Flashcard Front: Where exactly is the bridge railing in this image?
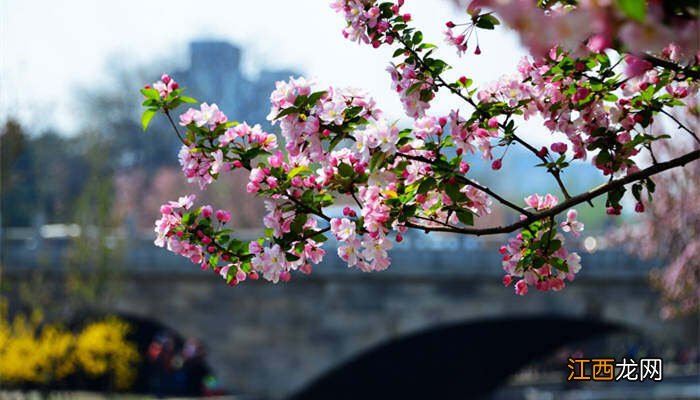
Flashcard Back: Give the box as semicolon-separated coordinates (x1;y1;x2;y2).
1;226;659;280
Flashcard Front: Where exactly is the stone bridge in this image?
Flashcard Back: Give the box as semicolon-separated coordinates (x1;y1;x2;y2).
1;229;697;398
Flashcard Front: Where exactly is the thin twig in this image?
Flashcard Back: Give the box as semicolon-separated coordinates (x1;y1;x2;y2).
659;109;700;145
164;109;189;146
399;153;533;216
405;150;700;236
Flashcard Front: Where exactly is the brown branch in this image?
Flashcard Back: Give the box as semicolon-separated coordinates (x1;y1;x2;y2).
406;149;700;236
508;132;574;201
164;109;190;146
642;54;700;80
659;109;700;145
395;33;576;202
398;153;533;216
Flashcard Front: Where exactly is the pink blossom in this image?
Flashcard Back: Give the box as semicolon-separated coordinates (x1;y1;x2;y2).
560;209;584;237
515;280;528;296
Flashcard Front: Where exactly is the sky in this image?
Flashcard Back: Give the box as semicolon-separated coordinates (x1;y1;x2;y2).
1;0;530;136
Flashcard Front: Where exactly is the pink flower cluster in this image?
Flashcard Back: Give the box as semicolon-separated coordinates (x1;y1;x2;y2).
267;78;382;164
387;63;434;118
251;201;326;282
501;193;583;295
149;74;179;99
448;110;499;160
476;48;686;176
462;0;699;59
331;216;394;272
180;103;227;130
178;145;215;190
154;195;242;281
330;0;405;47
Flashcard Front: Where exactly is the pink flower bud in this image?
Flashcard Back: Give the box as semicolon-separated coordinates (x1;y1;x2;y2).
300;264;312;274
266;176;278;189
202;236;212;245
280;271;291;282
207;246;216;253
161;74;171;84
487;117;499;129
438;116;447;126
160;205;173;214
459;161;470;174
248;271;259;280
550;142;568;154
491;159;502;170
396;233;403;243
249;241;262;254
446;21;455;28
236;269;247;282
515;280;528;295
537;146;548;158
502;275;513;286
402;13;411;22
232;160;243;169
216;210;231;223
201;205;213;219
635;202;645;213
474;45;481;55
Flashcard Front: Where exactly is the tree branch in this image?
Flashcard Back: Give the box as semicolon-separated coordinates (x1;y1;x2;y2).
642;54;700;80
398;153;533;216
508;132;574;200
406;150;700;236
164;109;190;146
659;109;700;145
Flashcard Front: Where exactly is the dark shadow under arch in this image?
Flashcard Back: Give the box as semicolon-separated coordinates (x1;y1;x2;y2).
289;315;625;400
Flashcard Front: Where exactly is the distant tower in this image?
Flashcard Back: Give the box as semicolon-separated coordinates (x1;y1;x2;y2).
183;41;246;119
189;41;241;74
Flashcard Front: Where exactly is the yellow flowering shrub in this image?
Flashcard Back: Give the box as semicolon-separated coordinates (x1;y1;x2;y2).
0;304;139;390
74;316;140;389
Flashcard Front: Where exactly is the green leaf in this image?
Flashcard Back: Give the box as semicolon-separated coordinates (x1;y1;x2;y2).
141;109;157;131
140;87;161;100
475;14;500;30
275;106;299;120
180;95;198;104
290;213;308;235
456;209;474;226
616;0;646;22
312;233;329;242
209;255;219;268
552;257;569;273
369;151;387;172
288;166;311;179
338;163;354;178
417;177;436;194
444;183;467;203
406;82;423;95
308;91;326;105
412;31;423;45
